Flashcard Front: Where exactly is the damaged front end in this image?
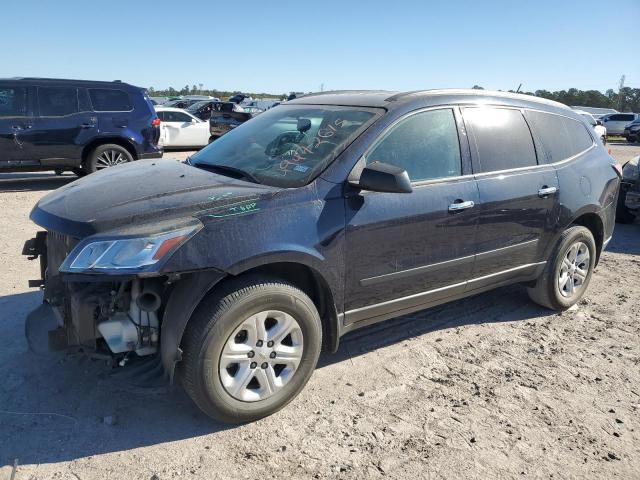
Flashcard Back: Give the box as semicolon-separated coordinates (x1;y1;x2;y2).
22;225;196;363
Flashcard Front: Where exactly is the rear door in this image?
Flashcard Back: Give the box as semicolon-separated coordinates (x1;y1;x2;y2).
462;107;559;288
0;83;35;167
31;85;97;167
344;107;480;324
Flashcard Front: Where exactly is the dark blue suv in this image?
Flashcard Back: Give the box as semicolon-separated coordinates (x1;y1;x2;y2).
23;89;620;423
0;78;162;175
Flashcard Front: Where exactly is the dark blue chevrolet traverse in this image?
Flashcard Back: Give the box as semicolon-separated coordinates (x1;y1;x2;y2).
23;89;620;422
0;77;162;175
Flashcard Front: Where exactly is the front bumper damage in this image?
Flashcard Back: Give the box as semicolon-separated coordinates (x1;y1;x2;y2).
22;231;162;359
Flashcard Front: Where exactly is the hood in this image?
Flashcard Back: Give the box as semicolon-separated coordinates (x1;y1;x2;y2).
31;159;280;238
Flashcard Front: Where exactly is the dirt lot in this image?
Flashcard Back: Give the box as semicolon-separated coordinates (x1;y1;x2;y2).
1;143;639;479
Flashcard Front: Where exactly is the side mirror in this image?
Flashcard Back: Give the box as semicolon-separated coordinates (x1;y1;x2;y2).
350;161;412;193
297;118;312;133
596;120;603;126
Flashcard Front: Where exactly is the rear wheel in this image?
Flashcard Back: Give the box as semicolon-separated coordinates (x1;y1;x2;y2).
180;275;322;423
527;226;596;310
86;144;133;173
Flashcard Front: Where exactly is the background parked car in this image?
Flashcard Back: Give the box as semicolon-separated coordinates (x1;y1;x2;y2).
208;102;257;140
186;100;223;121
600;112;640;136
623;119;640;143
156;107;210;149
162;98;201;109
617;155;640;223
574;110;607;144
0;77;162;174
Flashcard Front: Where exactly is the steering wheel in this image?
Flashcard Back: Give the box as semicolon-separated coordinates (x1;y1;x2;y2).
265;131;304;157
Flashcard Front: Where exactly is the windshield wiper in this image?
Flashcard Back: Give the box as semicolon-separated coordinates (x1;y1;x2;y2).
194;163;261;184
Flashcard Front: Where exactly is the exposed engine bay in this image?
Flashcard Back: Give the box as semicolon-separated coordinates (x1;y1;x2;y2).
24;231;166;360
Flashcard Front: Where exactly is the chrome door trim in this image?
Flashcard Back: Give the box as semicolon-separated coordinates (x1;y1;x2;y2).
346;261;546;324
359;239;538;287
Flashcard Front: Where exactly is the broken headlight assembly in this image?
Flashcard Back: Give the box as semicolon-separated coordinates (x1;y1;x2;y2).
60;222;202;274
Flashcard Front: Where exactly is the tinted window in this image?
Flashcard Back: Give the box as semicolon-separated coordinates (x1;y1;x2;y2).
366;109;461;182
89;88;132;111
609;114;635;121
563;117;594;153
162;111;193;123
525;111;572;163
38;87;78;117
0;86;28;117
526;111;593;163
464;107;537;172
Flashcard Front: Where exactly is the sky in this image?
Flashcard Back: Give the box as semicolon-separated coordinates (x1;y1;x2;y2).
2;0;639;95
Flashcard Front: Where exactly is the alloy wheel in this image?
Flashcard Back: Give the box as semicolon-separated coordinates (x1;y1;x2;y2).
219;310;303;402
95;149;129;169
557;241;590;298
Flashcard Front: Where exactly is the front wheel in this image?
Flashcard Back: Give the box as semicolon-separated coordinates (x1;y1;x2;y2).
180;276;322;423
527;226;596;310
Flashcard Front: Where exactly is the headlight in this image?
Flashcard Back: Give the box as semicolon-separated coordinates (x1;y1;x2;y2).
60;224;201;274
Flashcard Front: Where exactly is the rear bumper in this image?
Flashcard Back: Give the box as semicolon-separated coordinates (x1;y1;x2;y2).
138;150;163;160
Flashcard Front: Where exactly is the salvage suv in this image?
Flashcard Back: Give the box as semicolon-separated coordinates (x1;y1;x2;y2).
0;78;162;174
23;90;619;423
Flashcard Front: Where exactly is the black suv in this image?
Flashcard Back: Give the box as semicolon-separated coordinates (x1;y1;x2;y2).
0;78;162;174
23;90;619;423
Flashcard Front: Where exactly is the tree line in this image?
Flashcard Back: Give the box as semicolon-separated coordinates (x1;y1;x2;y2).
148;84;640;112
472;85;639;112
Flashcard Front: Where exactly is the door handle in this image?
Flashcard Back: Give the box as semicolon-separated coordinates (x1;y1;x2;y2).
11;124;31;130
448;200;475;212
80;123;96;128
538;186;558;197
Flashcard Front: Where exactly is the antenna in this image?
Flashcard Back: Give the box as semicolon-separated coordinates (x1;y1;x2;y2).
515;83;522;93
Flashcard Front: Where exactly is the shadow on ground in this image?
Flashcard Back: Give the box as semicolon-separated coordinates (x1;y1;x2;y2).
0;221;636;466
0;172;76;192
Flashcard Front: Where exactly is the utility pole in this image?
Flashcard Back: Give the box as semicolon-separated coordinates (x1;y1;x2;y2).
618;75;625;111
320;83;324;92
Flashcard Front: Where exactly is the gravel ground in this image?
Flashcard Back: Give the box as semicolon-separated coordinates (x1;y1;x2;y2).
1;144;639;479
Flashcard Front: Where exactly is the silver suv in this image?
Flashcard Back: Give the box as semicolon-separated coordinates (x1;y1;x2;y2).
601;112;640;136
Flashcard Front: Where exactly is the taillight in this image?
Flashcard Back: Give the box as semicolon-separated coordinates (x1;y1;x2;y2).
612;164;623;178
151;118;161;127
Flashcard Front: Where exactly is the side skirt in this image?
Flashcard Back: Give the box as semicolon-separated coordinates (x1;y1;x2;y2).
339;262;546;336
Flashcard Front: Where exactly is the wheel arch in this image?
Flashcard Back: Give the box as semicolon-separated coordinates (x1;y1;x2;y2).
570;211;605;264
81;137;138;166
161;257;340;382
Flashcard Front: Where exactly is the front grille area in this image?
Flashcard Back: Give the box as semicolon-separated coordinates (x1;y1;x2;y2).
46;231;79;276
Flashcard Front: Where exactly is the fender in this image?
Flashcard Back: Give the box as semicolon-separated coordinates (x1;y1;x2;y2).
160;269;226;381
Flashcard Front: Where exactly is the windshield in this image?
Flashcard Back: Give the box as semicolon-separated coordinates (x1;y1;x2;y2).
189;104;379;187
187;100;210;111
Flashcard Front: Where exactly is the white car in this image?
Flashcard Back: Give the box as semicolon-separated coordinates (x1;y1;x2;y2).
155;107;210;148
574;110;607;144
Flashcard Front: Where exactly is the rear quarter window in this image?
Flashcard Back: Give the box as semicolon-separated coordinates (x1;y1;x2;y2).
526;110;593;163
89;88;132;112
463;107;537;173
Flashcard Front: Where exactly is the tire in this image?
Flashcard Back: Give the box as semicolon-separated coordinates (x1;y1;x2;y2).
527;226;596;311
208;135;219;144
72;167;87;177
601;136;607;145
180;275;322;423
616;190;637;223
85;144;133;173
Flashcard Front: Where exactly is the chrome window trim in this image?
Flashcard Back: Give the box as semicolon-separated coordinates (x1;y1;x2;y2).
352;103;597;190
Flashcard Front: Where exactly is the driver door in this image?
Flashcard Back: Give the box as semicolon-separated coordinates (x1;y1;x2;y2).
344;108;479;325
